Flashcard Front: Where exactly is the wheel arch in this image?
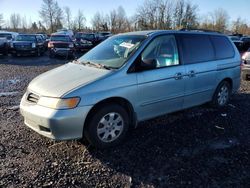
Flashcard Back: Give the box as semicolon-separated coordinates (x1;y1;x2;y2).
83;97;137;134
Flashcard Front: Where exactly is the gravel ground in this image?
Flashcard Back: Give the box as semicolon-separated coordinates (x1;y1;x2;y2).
0;55;250;187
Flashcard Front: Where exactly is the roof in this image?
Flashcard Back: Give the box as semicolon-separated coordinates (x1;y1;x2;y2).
117;30;224;37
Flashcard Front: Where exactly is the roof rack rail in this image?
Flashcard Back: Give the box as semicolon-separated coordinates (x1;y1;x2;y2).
179;28;221;33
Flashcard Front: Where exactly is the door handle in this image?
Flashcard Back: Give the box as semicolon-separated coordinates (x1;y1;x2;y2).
174;72;183;80
188;70;196;77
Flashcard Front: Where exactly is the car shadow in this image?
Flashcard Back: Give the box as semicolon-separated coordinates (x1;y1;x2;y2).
85;93;250;187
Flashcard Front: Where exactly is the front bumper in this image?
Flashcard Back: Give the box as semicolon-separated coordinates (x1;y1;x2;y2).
242;65;250;80
49;48;74;57
11;49;37;55
20;96;93;140
75;44;93;51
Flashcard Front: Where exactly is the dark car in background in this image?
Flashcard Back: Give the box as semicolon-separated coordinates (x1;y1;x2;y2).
75;32;100;52
241;37;250;51
48;34;75;58
10;34;45;57
0;31;18;53
242;48;250;80
97;31;112;41
0;37;8;56
36;33;49;50
229;35;243;52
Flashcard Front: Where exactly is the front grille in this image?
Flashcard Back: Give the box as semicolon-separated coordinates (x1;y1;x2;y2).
26;93;39;104
54;43;69;48
14;43;32;50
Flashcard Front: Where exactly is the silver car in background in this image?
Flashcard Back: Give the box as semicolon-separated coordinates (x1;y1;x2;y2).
20;30;241;148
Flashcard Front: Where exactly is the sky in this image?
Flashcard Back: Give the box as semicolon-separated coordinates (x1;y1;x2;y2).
0;0;249;27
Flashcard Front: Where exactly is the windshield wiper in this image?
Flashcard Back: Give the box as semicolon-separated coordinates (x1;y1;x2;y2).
75;60;113;70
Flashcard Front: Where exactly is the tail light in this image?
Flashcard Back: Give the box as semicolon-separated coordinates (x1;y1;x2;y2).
48;42;54;48
242;52;247;60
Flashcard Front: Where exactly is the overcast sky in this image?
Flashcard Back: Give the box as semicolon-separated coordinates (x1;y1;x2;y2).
0;0;249;27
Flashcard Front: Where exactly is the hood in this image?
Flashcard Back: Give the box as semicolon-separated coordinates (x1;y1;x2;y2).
0;37;7;45
13;41;33;44
28;63;111;97
51;41;71;44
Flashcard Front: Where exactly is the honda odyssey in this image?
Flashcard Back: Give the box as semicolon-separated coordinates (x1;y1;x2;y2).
20;30;241;148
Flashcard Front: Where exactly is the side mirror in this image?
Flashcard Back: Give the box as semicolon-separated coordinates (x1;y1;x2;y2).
140;58;157;70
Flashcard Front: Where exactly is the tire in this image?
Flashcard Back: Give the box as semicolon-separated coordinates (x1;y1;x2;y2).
49;51;54;58
84;104;129;149
37;48;41;57
211;81;231;108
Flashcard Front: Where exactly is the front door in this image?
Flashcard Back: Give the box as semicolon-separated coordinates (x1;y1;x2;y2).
136;35;186;121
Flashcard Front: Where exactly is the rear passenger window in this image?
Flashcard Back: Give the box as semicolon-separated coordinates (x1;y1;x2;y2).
180;34;214;64
210;36;235;59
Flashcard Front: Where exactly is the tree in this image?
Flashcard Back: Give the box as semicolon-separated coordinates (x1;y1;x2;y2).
92;12;108;31
74;9;86;31
108;6;129;33
212;8;229;32
0;14;4;29
30;22;38;32
53;1;64;30
10;13;21;31
39;0;63;32
232;17;250;35
64;6;72;29
21;16;28;31
200;8;229;33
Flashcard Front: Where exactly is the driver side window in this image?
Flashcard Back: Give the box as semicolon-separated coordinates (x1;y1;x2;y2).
142;35;179;68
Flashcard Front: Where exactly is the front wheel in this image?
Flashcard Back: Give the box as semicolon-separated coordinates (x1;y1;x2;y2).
211;81;231;107
84;104;129;148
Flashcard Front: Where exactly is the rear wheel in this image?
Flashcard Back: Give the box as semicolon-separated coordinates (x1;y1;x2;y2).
212;81;231;107
37;48;41;57
49;51;55;58
84;104;129;148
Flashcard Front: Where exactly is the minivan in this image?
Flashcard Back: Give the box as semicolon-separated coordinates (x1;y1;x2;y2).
20;30;241;148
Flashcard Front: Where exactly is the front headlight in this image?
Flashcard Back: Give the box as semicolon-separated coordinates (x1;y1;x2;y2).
32;43;36;48
37;97;80;109
69;43;74;48
10;43;14;48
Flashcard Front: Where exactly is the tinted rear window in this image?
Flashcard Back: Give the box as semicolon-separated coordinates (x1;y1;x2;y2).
210;36;235;59
180;34;215;64
50;35;70;42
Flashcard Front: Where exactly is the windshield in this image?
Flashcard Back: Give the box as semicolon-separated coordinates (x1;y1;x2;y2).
76;33;95;40
0;33;12;40
16;35;36;41
230;36;240;41
50;35;70;42
78;35;146;69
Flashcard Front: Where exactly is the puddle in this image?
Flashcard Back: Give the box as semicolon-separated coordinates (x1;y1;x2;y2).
178;137;240;157
0;91;19;97
0;78;21;90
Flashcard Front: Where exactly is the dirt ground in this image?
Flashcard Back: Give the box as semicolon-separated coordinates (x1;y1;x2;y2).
0;55;250;187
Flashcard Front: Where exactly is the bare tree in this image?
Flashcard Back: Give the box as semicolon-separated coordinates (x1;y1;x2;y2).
200;8;229;32
30;22;38;32
173;0;185;29
108;6;129;33
182;1;198;29
64;6;72;29
212;8;229;32
39;0;63;32
75;9;86;31
232;17;250;35
10;13;21;31
0;14;4;29
92;12;108;31
53;1;64;30
21;16;28;31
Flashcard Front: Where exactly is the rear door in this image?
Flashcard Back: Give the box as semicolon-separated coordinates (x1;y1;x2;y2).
136;35;186;121
177;34;217;108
